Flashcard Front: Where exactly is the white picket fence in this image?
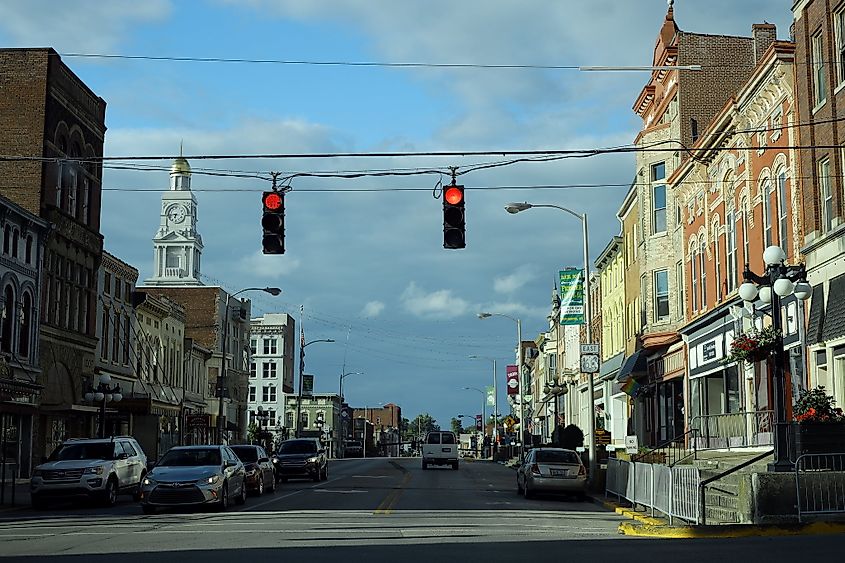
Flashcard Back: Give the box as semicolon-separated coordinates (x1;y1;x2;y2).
606;457;700;524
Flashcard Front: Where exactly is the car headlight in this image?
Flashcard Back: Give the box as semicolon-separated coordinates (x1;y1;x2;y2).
84;466;105;475
272;458;278;464
143;477;156;486
306;457;319;463
207;475;221;485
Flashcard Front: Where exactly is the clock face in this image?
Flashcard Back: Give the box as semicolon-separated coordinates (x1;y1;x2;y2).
167;205;187;224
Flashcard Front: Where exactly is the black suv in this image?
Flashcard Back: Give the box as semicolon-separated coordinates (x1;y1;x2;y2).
273;438;328;482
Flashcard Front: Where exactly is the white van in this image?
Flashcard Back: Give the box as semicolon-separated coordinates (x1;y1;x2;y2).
421;431;459;470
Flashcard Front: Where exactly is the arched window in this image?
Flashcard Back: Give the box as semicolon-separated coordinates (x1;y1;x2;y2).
56;135;67;208
25;235;33;264
700;237;707;308
18;292;32;357
776;168;789;257
714;222;723;301
740;197;750;266
1;285;14;354
691;244;699;312
762;179;775;247
11;229;18;259
2;225;10;255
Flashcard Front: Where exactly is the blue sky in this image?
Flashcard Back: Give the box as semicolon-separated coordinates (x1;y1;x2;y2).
0;0;793;428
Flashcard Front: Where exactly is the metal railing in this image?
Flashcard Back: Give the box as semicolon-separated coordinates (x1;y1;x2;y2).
606;457;701;524
698;449;773;525
632;428;699;467
690;410;774;451
795;453;845;523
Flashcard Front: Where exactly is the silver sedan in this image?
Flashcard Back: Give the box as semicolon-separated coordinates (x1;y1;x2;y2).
516;448;587;500
140;445;247;514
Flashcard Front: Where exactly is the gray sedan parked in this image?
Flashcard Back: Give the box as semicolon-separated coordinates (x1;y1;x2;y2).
140;445;247;514
516;448;587;500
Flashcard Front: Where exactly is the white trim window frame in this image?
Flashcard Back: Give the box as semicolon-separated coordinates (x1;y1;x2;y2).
836;8;845;89
654;269;670;322
691;245;699;312
820;157;833;233
813;31;827;108
651;162;667;234
777;168;789;257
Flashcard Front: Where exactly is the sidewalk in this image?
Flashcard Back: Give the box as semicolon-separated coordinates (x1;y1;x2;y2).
593;495;845;538
0;478;30;512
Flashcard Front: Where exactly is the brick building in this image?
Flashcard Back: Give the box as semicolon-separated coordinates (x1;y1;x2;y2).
0;48;107;462
674;39;800;435
793;0;845;412
627;6;770;446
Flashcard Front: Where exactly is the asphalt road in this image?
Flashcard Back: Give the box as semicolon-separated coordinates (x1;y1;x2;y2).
1;458;844;562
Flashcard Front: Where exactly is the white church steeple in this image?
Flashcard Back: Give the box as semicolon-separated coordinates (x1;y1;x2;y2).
144;152;204;286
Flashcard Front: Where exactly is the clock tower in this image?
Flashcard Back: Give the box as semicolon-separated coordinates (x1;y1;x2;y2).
144;155;204;286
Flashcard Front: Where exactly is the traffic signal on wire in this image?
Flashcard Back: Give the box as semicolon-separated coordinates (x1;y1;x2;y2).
442;184;465;249
262;191;285;254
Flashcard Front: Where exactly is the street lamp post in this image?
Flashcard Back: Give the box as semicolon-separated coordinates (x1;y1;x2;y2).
84;374;123;439
216;287;282;445
339;371;363;457
468;355;500;453
504;201;596;480
738;245;812;472
295;338;335;438
477;312;526;461
253;405;270;448
462;387;486;456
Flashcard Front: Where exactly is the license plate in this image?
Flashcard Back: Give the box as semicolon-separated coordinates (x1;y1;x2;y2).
442;448;452;453
550;469;568;477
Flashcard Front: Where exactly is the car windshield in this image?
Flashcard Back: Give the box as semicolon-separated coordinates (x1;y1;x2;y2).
230;447;258;462
158;448;221;466
535;450;580;464
48;442;112;461
277;441;317;454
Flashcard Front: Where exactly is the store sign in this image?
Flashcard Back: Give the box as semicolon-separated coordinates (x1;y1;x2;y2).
187;414;210;429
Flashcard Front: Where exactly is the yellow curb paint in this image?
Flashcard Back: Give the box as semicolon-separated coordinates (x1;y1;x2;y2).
618;520;845;539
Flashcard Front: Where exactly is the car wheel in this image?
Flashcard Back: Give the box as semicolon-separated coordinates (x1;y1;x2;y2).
523;483;534;500
312;471;321;483
321;465;328;480
142;504;156;515
257;477;264;496
133;472;146;502
452;462;459;470
31;494;48;510
269;474;277;493
422;461;428;470
235;481;247;505
218;483;229;511
102;477;118;507
516;477;523;494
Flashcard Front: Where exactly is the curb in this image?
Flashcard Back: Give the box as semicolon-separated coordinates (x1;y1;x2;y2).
618;520;845;538
588;496;666;525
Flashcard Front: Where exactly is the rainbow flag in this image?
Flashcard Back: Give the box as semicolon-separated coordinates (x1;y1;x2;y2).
621;377;641;397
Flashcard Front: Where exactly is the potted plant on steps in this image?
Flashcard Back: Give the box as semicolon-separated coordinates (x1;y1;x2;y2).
793;386;845;456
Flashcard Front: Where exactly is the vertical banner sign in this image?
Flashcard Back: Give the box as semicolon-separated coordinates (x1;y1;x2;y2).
506;365;519;395
475;414;482;431
486;386;495;407
559;268;585;325
302;374;314;397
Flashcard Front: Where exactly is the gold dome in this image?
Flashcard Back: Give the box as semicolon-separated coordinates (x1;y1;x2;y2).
170;156;191;176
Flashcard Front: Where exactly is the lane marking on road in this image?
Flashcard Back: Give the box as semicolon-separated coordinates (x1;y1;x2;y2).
312;489;367;494
373;461;411;515
240;475;347;512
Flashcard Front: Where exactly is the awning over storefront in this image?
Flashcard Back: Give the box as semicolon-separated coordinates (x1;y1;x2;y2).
599;352;625;381
822;273;845;342
617;350;647;382
806;284;825;346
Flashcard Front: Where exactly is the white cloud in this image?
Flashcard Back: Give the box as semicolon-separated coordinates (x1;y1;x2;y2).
401;282;470;319
0;0;171;52
238;251;301;278
493;268;537;294
360;301;385;317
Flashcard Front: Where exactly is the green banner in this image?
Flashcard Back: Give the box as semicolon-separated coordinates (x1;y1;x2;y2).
559;268;585;325
486;386;495;407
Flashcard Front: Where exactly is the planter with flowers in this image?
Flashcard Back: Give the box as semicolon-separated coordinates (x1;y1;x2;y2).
722;326;781;366
792;386;845;456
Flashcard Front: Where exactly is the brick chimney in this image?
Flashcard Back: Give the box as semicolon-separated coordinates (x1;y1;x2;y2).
752;23;777;63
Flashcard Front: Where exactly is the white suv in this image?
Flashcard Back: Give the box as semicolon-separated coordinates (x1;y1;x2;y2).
30;437;148;508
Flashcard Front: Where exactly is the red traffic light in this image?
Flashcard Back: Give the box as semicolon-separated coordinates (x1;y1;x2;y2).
444;186;464;205
263;192;283;210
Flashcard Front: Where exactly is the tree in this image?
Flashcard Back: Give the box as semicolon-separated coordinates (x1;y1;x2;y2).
408;413;440;439
450;417;463;435
560;424;585;451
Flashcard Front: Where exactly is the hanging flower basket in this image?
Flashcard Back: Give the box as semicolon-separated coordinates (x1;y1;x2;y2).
722;326;781;366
